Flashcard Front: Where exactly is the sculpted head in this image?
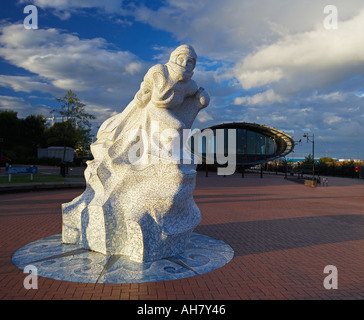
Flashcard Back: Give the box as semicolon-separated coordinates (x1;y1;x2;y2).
168;44;197;81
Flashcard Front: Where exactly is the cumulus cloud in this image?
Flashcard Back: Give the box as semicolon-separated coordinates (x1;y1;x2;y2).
132;0;364;59
132;0;364;157
235;8;364;93
234;89;286;106
306;91;348;103
2;0;364;157
132;0;364;96
0;24;144;89
197;109;213;123
323;113;343;126
0;95;52;118
0;75;55;94
0;24;147;119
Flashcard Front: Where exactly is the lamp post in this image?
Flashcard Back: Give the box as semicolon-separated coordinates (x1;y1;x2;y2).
303;133;315;183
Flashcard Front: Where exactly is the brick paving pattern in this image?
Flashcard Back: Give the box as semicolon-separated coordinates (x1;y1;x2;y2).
1;172;363;300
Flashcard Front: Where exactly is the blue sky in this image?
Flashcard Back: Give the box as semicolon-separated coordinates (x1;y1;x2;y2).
0;0;364;159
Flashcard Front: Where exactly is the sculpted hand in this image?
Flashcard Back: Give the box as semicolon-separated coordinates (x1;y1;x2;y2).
195;87;210;108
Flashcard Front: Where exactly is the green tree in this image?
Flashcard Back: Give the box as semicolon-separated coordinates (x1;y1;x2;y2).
0;111;48;160
74;127;93;157
319;157;335;164
22;114;47;156
52;90;95;161
0;110;21;158
45;121;78;147
303;154;314;165
54;90;95;128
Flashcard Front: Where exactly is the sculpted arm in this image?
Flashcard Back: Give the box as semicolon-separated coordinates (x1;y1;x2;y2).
194;87;210;110
186;80;210;110
138;65;186;128
133;66;158;108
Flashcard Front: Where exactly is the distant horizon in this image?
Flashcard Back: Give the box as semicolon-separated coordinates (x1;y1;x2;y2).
0;1;363;160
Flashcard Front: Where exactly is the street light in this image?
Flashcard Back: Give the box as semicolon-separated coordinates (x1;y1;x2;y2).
303;133;315;183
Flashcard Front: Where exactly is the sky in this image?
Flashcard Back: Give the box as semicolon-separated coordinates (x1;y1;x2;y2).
0;0;363;159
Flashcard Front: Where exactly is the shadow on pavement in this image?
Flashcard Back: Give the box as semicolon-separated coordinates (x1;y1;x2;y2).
195;214;364;256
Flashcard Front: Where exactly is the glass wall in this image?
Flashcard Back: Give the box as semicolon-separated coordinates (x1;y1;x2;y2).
235;129;276;155
191;128;277;156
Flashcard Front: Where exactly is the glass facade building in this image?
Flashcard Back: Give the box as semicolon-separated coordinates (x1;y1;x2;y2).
191;122;295;166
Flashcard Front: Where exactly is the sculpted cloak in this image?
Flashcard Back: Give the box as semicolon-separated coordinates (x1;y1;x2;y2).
62;45;210;262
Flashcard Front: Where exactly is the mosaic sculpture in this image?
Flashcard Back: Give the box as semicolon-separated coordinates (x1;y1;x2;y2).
62;44;210;263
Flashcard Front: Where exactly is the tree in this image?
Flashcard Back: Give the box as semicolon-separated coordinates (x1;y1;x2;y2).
319;157;335;164
52;90;95;161
0;110;47;159
54;90;95;128
74;126;93;157
0;110;21;157
22;114;47;156
303;154;314;165
45;121;78;147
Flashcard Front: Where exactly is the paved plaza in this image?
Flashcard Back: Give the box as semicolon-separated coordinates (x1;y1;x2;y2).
0;171;363;300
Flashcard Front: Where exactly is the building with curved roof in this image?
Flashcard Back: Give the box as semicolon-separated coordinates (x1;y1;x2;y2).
190;122;295;167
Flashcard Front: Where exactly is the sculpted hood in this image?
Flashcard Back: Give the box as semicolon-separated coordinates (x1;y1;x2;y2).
167;44;197;81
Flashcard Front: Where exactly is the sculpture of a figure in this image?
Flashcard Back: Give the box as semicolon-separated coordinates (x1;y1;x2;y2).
62;45;210;262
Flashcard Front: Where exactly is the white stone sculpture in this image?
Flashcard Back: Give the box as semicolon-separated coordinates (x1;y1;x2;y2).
62;44;210;263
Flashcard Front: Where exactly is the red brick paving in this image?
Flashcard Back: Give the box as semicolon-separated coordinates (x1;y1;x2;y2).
0;172;363;300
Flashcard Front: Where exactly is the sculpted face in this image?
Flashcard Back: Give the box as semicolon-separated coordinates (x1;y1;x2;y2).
176;54;195;72
168;44;197;81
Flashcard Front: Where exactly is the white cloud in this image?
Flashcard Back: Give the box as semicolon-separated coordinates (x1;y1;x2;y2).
0;75;55;94
0;24;147;119
235;8;364;93
131;1;364;100
0;95;52;118
197;109;213;123
132;0;364;59
235;69;284;90
306;91;348;102
0;24;144;89
323;113;344;125
234;89;286;106
2;0;364;158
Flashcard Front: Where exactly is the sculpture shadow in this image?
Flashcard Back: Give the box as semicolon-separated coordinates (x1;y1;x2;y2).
195;214;364;257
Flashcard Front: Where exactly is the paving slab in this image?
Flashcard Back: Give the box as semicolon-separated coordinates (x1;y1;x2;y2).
0;172;363;301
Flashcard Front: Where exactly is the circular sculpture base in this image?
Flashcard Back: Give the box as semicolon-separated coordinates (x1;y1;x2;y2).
12;233;234;283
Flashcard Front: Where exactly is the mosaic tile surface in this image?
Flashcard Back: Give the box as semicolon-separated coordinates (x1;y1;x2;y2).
12;233;234;283
61;45;211;263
